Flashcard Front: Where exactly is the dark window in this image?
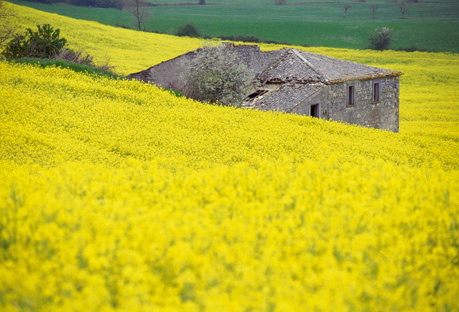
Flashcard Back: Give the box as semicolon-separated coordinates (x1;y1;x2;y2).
348;86;355;106
310;104;319;118
373;82;380;102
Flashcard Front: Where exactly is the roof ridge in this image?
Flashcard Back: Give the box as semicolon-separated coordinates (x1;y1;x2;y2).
291;49;329;83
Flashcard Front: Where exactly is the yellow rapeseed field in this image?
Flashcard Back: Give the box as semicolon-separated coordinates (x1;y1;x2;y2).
1;3;458;311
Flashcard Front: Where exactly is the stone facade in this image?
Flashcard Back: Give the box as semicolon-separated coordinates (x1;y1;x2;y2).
285;77;400;132
327;77;400;132
128;43;403;132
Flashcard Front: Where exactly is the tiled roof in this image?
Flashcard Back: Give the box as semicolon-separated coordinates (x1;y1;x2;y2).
294;49;402;82
243;83;325;112
256;48;402;84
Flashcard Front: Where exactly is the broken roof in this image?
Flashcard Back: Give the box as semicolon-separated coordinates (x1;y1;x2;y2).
244;83;326;112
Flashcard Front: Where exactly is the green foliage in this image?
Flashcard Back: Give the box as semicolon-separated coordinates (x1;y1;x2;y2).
7;57;121;78
395;46;435;53
177;23;201;38
70;0;123;9
184;43;252;106
215;34;289;45
367;27;392;51
1;24;66;59
11;0;459;53
22;0;123;9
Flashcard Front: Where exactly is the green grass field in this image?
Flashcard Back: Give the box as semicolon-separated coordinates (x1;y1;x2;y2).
8;0;459;52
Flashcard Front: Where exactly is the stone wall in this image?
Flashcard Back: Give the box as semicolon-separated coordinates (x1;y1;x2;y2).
289;87;327;117
326;77;400;132
127;52;194;91
127;43;281;93
127;44;400;132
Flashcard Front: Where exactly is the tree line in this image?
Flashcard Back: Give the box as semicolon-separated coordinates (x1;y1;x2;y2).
22;0;206;9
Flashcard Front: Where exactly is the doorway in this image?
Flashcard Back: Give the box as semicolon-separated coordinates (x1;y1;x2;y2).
310;104;320;118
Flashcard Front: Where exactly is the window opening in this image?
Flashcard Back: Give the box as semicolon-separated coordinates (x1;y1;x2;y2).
348;86;355;106
373;82;380;102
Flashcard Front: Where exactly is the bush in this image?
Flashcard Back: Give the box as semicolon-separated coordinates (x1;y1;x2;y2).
367;27;392;51
215;35;289;45
395;46;436;53
184;43;252;106
177;23;201;38
218;35;261;43
1;24;66;59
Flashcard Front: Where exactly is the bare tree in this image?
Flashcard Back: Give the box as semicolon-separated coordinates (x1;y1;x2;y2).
397;0;409;19
343;4;352;18
125;0;151;31
0;1;19;48
370;3;378;19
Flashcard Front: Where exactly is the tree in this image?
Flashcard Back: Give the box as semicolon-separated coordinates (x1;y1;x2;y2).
367;27;392;51
370;4;378;19
0;1;19;49
184;43;252;106
2;24;67;59
275;0;287;4
125;0;151;31
198;0;206;4
177;23;201;37
397;0;409;19
343;4;352;18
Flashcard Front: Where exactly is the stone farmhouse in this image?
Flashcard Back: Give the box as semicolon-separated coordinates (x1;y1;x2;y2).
128;43;403;132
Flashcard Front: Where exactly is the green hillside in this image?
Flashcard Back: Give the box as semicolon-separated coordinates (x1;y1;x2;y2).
8;0;459;52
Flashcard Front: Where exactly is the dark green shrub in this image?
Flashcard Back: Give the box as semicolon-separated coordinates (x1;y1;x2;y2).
367;27;392;51
215;35;289;45
395;46;436;53
1;24;67;59
218;35;261;43
177;23;201;38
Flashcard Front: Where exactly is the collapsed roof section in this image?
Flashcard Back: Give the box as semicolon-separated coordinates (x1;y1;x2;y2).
243;83;325;112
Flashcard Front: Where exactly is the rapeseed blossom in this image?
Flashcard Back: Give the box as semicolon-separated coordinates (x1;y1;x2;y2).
1;60;458;311
1;3;458;311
